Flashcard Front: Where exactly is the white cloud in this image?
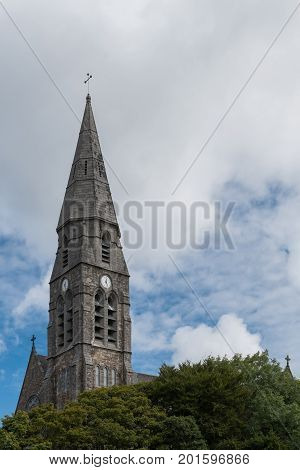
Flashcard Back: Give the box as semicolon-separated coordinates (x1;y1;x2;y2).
12;267;51;324
133;310;178;352
1;0;300;375
171;313;262;365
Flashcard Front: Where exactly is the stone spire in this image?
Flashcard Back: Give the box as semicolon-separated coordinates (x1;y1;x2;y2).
63;94;111;200
51;94;125;283
79;94;97;134
70;93;101;171
57;93;118;226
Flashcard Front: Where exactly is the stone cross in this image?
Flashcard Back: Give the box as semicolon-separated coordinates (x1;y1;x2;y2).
285;354;291;367
31;334;36;349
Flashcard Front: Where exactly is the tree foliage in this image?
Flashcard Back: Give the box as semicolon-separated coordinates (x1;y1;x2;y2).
1;352;299;449
140;352;300;449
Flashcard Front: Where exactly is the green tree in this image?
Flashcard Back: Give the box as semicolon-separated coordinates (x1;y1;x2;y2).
1;352;299;450
141;352;300;449
0;429;20;450
157;416;207;449
1;387;169;450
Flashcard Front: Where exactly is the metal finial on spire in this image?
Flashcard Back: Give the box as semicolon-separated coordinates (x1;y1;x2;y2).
285;354;291;367
84;73;93;94
31;334;36;350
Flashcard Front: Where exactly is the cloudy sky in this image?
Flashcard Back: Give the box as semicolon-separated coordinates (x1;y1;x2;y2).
1;0;300;416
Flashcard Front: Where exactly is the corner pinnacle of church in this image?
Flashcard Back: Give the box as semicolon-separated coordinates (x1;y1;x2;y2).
30;334;37;356
284;354;293;379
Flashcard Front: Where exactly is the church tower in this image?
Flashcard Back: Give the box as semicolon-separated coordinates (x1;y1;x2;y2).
45;94;133;407
16;94;154;412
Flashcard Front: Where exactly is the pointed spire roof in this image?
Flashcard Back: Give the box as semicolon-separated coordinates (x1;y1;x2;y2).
80;94;97;134
56;94;119;231
70;93;103;169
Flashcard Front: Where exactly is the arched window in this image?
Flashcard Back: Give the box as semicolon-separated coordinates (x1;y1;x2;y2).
26;395;40;410
57;297;64;348
102;232;111;263
107;293;117;343
111;369;117;386
103;367;108;387
95;366;101;387
94;291;104;341
65;291;73;344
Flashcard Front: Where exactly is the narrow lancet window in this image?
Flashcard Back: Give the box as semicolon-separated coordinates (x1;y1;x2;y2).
102;232;110;263
103;367;108;387
95;366;101;387
62;249;68;268
111;369;117;386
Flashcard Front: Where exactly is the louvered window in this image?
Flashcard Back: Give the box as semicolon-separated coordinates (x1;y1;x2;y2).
102;232;110;263
107;293;117;344
57;297;64;348
94;292;104;340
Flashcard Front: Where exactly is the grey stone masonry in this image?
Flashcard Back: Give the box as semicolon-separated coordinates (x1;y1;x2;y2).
16;94;155;412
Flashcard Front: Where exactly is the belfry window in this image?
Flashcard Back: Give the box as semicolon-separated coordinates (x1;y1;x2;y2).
57;291;73;349
84;160;88;175
107;293;117;343
94;291;104;341
65;291;73;344
57;297;64;348
94;289;118;346
102;232;110;263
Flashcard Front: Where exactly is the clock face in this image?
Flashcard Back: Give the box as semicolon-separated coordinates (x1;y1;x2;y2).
100;275;111;289
62;278;69;293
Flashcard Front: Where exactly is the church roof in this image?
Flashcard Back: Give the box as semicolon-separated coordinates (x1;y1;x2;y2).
36;354;48;373
15;346;48;412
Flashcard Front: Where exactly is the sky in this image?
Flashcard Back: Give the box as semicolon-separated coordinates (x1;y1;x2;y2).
1;0;300;416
